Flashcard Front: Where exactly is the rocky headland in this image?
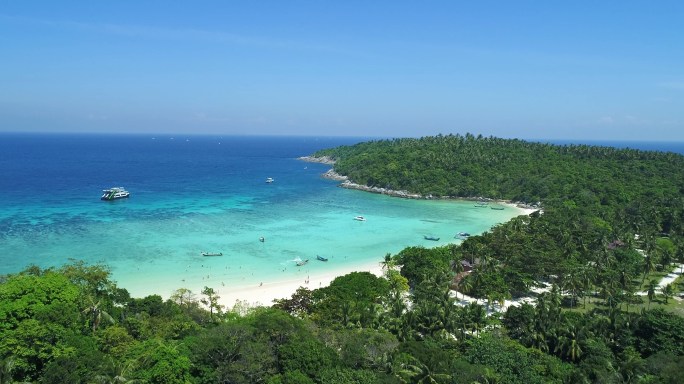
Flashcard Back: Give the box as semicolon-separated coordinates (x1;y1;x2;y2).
299;155;541;212
297;155;336;165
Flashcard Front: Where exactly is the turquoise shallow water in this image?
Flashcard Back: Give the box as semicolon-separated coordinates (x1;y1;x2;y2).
0;134;521;300
2;180;520;299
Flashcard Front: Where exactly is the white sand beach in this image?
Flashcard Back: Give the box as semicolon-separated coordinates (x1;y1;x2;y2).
130;202;537;310
212;203;536;310
115;197;537;312
215;260;384;310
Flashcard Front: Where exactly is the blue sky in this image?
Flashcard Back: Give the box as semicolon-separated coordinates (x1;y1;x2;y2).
1;1;683;140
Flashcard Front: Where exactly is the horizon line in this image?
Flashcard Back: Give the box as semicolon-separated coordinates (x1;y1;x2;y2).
1;130;683;144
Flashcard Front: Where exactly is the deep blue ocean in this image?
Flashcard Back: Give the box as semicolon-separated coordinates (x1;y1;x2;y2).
2;135;681;207
1;133;682;303
0;134;363;208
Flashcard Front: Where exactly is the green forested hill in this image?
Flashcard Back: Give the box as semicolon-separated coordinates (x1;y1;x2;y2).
314;134;684;209
316;133;684;306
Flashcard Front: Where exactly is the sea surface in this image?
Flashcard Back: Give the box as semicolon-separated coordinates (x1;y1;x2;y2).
1;134;682;300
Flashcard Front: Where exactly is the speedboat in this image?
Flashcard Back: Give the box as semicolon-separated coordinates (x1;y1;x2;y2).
266;177;274;183
354;216;366;221
201;252;223;257
296;259;309;266
101;187;130;201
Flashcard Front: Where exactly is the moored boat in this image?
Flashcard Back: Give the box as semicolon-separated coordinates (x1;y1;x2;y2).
101;187;130;201
316;255;328;262
296;259;309;266
201;252;223;257
424;235;440;241
354;216;366;221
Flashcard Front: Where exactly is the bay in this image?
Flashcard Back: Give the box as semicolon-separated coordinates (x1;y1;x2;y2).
0;133;556;302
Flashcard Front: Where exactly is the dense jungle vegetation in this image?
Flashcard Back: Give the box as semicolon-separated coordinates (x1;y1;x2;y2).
2;134;684;383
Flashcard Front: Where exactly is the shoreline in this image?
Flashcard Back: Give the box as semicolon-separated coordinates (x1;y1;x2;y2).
299;155;541;216
118;260;386;311
126;157;537;310
215;260;384;310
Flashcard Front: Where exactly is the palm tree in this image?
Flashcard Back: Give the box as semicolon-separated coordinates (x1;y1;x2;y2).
340;300;355;327
660;284;674;304
414;302;443;336
674;237;684;274
452;257;464;275
475;243;491;271
359;303;381;328
646;279;658;309
380;253;394;270
619;346;646;384
457;275;473;299
92;360;139;384
548;284;563;312
388;288;407;318
398;310;418;341
563;272;583;308
400;356;452;384
555;324;585;362
580;266;595;308
0;357;15;384
531;329;550;354
466;302;487;337
619;270;638;313
606;285;620;310
82;296;114;333
641;238;657;284
567;331;584;363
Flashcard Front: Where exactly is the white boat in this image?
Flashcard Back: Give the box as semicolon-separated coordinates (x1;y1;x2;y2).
266;177;274;183
354;216;366;221
101;187;130;201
